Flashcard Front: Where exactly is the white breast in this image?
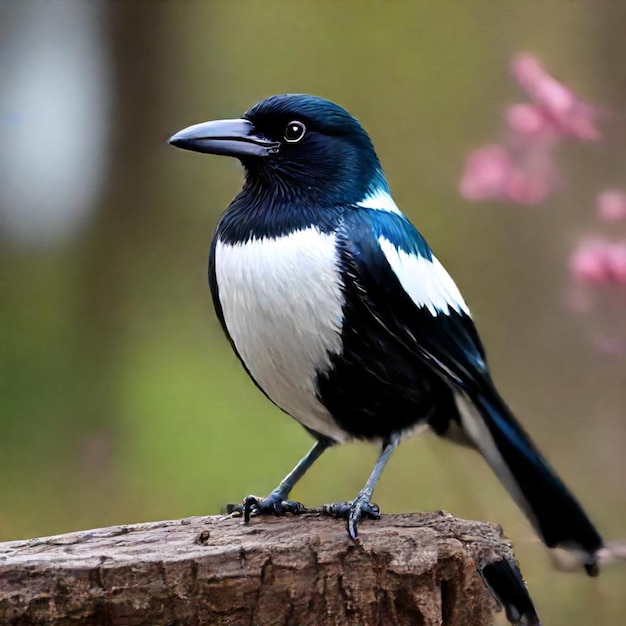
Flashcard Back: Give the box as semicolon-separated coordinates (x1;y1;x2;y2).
215;227;347;442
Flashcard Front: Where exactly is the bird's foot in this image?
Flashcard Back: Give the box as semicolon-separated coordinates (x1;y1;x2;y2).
323;496;380;539
226;495;306;522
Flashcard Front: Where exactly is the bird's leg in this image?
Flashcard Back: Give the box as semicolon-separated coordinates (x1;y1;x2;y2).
325;433;401;539
230;438;331;522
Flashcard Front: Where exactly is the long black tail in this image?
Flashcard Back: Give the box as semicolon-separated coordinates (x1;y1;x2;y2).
454;386;603;575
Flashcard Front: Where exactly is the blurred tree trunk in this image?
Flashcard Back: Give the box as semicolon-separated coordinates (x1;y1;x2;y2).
69;2;174;511
75;5;168;434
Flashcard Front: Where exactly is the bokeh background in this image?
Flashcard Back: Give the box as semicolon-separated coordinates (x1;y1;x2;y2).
1;1;625;624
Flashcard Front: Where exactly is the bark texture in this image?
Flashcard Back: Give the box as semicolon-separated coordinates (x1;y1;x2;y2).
0;511;511;625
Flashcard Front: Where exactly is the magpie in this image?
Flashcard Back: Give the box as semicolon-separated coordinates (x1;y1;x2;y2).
169;94;604;577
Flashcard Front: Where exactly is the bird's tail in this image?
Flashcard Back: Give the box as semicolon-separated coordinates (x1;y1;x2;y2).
454;387;603;575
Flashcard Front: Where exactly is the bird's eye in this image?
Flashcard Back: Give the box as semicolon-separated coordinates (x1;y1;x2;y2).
284;121;306;143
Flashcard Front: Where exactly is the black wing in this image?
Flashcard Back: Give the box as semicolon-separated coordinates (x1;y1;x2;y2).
337;208;603;565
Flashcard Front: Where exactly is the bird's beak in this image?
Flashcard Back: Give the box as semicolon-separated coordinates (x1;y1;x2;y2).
168;118;280;158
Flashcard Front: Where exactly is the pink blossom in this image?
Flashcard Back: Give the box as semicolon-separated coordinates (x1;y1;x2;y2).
569;238;626;286
607;244;626;283
459;145;512;202
506;103;555;140
510;53;600;141
462;53;604;209
460;142;557;205
569;239;611;284
596;190;626;222
503;167;552;205
461;54;601;206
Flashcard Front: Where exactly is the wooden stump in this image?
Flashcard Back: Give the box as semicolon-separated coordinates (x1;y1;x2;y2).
0;511;517;625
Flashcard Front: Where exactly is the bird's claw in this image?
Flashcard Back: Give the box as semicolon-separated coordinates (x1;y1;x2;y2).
323;498;381;539
227;495;305;522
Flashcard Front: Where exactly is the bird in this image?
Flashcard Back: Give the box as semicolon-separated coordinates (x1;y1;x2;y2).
169;93;604;579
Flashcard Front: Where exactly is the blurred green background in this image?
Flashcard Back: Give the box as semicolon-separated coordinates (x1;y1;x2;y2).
1;0;625;624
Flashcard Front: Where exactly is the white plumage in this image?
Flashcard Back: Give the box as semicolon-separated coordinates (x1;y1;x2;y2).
356;187;403;215
215;227;349;441
378;236;470;316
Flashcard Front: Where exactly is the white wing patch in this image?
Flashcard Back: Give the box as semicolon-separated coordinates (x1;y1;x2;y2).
215;227;348;442
378;236;470;316
356;187;403;215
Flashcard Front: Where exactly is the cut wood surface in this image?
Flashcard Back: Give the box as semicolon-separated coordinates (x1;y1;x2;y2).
0;511;512;625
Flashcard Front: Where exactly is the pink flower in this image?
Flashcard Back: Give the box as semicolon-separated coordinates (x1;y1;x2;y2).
596;190;626;222
506;103;556;140
461;54;601;206
510;53;600;142
607;243;626;283
503;167;552;205
569;238;626;286
459;145;512;201
462;53;604;208
460;142;557;205
569;239;611;284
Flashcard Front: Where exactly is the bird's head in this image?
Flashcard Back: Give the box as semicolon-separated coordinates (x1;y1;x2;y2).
169;94;387;205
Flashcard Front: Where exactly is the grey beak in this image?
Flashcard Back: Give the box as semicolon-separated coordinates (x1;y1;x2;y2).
168;118;280;158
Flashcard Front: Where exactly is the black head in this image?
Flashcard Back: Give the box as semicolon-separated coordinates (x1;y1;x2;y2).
169;94;387;205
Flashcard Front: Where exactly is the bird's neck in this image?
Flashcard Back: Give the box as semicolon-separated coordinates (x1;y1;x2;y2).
215;165;392;244
216;179;345;244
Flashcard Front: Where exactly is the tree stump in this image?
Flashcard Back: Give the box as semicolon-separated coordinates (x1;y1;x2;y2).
0;511;522;625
